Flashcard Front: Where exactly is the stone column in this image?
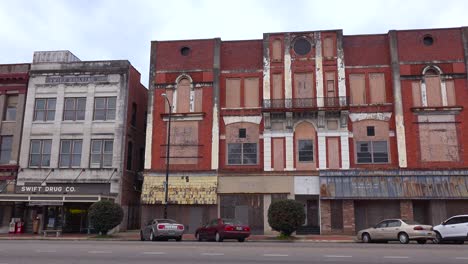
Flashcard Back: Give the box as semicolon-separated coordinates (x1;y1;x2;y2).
400;200;414;221
343;200;355;234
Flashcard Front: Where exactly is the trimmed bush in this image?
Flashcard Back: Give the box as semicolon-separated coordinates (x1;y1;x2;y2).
268;199;305;236
88;200;124;235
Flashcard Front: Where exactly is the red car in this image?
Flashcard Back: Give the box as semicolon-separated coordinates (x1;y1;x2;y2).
195;218;250;242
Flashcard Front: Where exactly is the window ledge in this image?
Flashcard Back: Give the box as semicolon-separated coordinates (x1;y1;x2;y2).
411;106;463;113
2;120;16;123
92;120;116;123
32;121;55;124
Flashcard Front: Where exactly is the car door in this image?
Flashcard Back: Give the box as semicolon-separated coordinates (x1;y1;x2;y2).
372;221;388;240
443;217;462;238
452;217;468;238
384;220;402;240
205;219;218;240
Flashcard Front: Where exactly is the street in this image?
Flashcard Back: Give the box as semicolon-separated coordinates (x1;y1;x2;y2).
0;240;467;264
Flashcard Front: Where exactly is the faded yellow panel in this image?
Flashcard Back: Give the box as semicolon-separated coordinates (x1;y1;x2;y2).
273;138;284;171
323;37;334;58
272;39;282;61
294;73;313;99
244;77;259;107
226;78;241;108
194;88;203;112
412;81;422;107
445;80;456;106
176;78;191;113
425;76;442;107
272;74;283;99
327;138;340;169
349;74;366;105
369;73;386;104
141;176;218;205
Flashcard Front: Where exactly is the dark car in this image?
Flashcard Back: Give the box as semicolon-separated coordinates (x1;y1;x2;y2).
195;218;250;242
140;219;184;241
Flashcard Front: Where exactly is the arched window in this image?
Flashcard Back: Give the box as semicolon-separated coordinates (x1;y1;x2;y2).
424;68;442;107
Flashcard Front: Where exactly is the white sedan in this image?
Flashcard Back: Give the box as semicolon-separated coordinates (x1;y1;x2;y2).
356;219;434;244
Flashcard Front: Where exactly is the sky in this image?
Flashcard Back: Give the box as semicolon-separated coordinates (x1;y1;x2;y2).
1;0;468;86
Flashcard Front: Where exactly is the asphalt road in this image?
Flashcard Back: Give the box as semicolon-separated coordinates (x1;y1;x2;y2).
0;240;467;264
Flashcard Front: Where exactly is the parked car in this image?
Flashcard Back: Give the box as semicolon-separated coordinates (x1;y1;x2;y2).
356;219;434;244
433;215;468;244
195;218;250;242
140;219;184;241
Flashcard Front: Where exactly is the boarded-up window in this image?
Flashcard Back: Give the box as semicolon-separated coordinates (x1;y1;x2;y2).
168;121;199;164
194;88;203;112
272;39;282;62
272;74;283;100
273;138;284;171
244;78;259;107
412;82;422;107
294;73;314;104
325;72;336;97
445;80;456;106
369;73;386;104
176;78;191;113
425;75;442;107
164;89;174;113
349;74;366;105
327;138;340;169
226;78;241;108
323;37;334;58
419;123;459;162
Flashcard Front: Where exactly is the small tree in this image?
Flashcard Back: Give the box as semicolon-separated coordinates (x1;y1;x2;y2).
88;200;123;235
268;199;305;236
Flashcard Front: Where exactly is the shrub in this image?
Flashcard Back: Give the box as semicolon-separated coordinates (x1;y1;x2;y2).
268;199;305;236
88;200;124;235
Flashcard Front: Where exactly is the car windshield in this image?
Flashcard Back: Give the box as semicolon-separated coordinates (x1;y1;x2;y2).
402;220;421;225
156;219;176;223
222;219;242;225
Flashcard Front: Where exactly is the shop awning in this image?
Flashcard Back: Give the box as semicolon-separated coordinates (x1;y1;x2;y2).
320;175;468;199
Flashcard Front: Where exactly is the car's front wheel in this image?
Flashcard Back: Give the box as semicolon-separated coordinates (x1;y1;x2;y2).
150;231;156;241
215;232;223;242
398;232;409;244
433;232;443;244
362;233;371;243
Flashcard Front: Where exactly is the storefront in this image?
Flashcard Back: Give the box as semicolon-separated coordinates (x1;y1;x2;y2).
7;183;114;234
294;176;320;234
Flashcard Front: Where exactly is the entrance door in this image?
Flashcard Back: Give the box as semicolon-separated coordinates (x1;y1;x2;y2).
306;200;319;227
44;206;63;230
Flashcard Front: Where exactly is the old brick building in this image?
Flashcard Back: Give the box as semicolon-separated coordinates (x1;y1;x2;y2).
143;27;468;235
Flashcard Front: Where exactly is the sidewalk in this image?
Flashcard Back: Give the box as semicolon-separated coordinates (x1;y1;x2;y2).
0;231;355;243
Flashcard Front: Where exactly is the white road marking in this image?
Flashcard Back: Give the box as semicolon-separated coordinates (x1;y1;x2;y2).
455;257;468;260
88;251;112;254
264;254;289;257
384;256;410;259
324;255;352;258
35;250;57;253
201;253;225;256
142;252;166;255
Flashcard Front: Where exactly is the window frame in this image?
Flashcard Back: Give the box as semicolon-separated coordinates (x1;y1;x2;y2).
33;98;56;122
29;139;52;168
90;139;114;168
298;139;314;163
59;139;82;168
356;140;389;164
63;97;86;121
227;142;258;165
93;97;116;121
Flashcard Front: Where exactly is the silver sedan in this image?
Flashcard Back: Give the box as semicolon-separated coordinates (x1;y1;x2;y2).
140;219;185;241
356;219;435;244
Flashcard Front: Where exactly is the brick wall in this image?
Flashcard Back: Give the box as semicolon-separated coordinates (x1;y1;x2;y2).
320;200;331;234
400;200;414;221
342;200;355;234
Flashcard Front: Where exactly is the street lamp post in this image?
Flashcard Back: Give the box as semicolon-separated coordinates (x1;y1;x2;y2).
161;93;172;219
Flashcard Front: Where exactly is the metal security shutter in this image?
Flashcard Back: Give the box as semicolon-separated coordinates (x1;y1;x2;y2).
354;201;400;232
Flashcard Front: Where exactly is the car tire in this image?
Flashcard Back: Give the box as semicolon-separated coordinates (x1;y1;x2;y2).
433;232;443;244
196;233;202;242
362;233;371;243
140;231;145;241
150;231;156;241
215;232;223;242
398;232;409;244
238;238;245;242
176;236;182;242
417;239;427;244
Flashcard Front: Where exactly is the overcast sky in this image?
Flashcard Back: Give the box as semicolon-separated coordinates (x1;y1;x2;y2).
1;0;468;86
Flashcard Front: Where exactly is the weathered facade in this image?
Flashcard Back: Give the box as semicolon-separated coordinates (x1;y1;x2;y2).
12;51;147;233
0;64;29;233
144;27;468;235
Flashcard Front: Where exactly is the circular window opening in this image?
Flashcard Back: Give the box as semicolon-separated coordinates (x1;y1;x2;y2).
180;47;191;56
293;38;311;56
423;35;434;46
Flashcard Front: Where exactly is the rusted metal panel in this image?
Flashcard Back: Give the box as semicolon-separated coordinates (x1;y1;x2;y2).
320;176;468;199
